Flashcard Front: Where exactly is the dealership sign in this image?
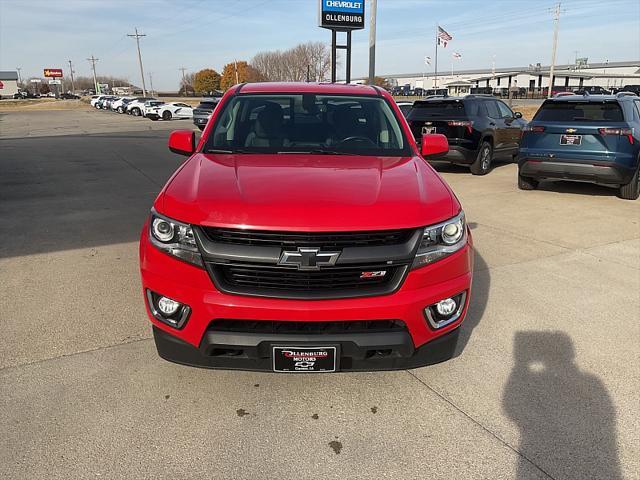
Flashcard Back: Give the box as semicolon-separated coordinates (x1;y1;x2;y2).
44;68;63;78
318;0;365;30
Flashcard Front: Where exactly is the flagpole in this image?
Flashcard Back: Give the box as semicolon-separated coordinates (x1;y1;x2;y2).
435;24;439;89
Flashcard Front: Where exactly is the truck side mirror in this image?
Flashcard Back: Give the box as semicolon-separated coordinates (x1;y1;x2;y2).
421;133;449;159
168;130;195;156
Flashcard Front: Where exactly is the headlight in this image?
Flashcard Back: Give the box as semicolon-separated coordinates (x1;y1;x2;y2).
412;211;467;269
148;210;203;267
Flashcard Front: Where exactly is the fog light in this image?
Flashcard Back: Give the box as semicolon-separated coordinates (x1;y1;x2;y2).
436;297;457;316
146;290;191;329
424;292;467;329
157;296;180;316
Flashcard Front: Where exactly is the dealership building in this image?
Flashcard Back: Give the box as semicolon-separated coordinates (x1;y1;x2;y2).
0;71;19;98
355;60;640;93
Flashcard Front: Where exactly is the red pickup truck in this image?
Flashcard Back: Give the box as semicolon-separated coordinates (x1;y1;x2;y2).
139;82;473;372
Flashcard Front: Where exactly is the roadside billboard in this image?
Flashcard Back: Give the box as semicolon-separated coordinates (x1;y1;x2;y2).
44;68;63;78
318;0;365;30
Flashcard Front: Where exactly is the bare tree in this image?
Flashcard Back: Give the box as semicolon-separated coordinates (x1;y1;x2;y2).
180;72;196;95
252;42;331;82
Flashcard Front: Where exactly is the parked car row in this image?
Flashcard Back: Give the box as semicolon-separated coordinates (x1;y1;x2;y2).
398;92;640;199
90;94;220;129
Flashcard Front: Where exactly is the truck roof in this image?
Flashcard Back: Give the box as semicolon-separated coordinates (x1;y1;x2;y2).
236;82;381;96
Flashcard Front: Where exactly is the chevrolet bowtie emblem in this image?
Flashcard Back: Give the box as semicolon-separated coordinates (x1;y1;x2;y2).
566;128;577;133
278;248;340;271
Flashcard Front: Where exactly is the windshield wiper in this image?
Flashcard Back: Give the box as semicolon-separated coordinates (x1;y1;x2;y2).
277;149;352;155
204;148;248;154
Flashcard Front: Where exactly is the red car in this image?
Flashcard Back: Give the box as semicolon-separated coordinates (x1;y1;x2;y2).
139;82;473;372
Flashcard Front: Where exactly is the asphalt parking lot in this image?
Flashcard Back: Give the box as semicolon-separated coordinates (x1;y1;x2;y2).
1;109;638;479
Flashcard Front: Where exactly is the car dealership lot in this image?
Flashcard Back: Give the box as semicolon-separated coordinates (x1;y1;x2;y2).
1;110;638;479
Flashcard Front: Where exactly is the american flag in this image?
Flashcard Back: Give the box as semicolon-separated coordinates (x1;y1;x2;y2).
438;26;452;48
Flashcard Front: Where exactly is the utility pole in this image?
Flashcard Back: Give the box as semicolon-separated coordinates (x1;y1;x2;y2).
547;3;562;98
87;55;99;93
16;67;22;85
368;0;377;85
67;60;75;93
149;72;155;96
127;27;147;96
234;60;239;84
179;67;187;94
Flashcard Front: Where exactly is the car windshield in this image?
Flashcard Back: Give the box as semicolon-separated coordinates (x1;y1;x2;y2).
204;94;410;156
534;101;624;122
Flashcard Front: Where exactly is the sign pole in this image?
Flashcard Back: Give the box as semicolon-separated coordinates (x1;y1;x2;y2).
319;0;364;84
346;31;352;84
331;30;337;83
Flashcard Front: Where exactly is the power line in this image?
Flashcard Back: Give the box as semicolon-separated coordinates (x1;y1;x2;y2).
127;27;147;96
87;55;99;93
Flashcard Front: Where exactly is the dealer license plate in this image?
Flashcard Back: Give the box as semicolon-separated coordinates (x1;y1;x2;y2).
560;134;582;145
272;346;337;373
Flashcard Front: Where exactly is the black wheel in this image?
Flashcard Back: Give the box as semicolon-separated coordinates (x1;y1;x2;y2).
518;173;539;190
162;110;172;120
618;166;640;200
117;106;124;113
470;141;493;175
132;107;140;116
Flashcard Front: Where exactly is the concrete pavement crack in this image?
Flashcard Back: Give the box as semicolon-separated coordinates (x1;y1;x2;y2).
112;149;161;187
0;336;153;373
405;369;557;480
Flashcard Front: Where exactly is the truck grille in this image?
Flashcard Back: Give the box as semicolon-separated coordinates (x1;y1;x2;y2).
198;227;418;299
209;319;407;334
202;227;412;248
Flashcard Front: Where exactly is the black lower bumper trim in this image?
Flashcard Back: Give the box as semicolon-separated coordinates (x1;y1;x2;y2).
152;325;459;372
519;160;635;185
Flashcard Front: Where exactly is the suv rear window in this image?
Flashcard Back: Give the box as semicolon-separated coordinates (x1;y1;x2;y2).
407;101;467;120
197;101;218;109
535;101;624;122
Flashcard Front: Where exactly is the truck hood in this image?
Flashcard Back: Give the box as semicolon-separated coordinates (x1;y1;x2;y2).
159;153;456;231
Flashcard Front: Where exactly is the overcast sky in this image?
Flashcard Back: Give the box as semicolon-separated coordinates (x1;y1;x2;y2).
1;0;638;90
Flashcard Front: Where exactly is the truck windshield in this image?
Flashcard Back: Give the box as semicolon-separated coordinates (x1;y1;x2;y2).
534;101;624;122
204;94;410;156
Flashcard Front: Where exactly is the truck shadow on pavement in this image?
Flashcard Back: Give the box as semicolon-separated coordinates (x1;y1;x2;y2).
503;331;622;480
455;234;489;357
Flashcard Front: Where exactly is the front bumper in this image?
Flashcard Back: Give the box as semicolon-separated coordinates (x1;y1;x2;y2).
519;159;636;186
153;324;461;371
140;226;473;372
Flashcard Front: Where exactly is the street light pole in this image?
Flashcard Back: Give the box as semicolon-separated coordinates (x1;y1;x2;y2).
368;0;377;84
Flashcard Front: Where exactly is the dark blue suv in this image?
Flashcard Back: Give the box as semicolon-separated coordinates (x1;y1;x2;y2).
518;92;640;200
